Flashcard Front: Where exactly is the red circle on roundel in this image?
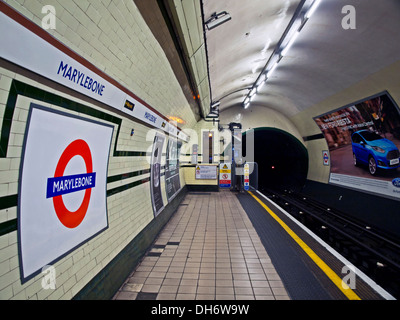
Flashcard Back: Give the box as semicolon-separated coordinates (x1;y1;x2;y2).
53;139;93;229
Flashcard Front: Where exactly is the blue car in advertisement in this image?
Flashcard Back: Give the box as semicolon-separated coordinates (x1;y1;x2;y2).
351;130;400;175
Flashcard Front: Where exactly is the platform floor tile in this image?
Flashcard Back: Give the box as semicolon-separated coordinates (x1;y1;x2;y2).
113;190;290;300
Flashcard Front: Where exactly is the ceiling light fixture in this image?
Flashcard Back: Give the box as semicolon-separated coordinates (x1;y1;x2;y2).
256;80;265;93
211;101;221;109
242;0;323;109
305;0;321;19
281;30;300;56
266;61;279;78
168;116;185;124
205;11;232;30
257;74;266;85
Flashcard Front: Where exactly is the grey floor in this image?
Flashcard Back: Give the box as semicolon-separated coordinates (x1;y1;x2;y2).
113;190;290;300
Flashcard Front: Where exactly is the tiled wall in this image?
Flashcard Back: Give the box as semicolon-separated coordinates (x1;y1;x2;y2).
4;0;197;128
0;0;196;299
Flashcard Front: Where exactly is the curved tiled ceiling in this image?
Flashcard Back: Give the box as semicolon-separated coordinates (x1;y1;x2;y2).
203;0;400;117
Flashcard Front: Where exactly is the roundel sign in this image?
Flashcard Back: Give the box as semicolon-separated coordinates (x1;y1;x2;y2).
46;139;96;228
322;150;330;166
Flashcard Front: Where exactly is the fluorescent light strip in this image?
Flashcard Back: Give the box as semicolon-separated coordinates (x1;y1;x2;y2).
281;30;300;56
306;0;321;19
256;80;265;92
256;74;266;85
266;62;278;78
243;0;323;108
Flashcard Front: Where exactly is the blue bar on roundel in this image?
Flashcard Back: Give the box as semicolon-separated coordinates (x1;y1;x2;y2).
46;172;96;199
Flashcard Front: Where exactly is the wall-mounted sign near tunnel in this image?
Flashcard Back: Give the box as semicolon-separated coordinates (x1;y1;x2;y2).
314;91;400;201
244;163;250;191
18;104;113;282
195;165;218;180
219;163;231;188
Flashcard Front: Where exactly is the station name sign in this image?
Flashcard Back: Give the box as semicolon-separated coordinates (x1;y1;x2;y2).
57;61;105;97
46;172;96;198
0;9;189;142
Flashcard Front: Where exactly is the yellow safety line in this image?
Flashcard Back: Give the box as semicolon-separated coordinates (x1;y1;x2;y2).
248;191;361;300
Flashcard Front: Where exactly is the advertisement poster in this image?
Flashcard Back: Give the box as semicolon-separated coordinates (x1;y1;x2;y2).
150;133;165;217
314;92;400;200
165;138;182;202
18;104;113;282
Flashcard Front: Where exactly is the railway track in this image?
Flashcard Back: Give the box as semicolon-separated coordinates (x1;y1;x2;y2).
260;187;400;299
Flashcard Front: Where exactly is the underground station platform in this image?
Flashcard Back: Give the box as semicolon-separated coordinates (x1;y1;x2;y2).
113;189;393;301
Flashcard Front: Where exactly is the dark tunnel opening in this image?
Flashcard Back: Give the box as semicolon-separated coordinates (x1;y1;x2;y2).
243;128;309;192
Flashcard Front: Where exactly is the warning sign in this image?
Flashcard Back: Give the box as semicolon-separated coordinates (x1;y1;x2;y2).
244;163;250;191
195;165;218;180
219;163;231;188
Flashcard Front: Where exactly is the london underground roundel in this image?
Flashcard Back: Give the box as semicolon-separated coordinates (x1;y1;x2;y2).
46;139;96;228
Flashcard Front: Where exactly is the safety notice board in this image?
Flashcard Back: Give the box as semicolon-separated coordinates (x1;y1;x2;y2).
195;165;217;180
219;163;231;188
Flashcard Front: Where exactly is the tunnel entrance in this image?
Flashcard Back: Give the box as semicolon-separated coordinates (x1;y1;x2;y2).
243;128;308;192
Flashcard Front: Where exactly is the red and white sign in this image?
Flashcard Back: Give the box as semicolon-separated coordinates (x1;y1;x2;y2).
322;150;330;166
244;163;250;190
219;163;231;188
48;139;95;229
19;105;113;282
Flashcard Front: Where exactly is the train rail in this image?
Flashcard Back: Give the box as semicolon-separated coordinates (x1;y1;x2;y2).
260;188;400;299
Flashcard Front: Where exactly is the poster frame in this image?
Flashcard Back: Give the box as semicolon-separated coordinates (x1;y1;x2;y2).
150;132;165;217
18;104;113;283
165;138;182;202
313;90;400;201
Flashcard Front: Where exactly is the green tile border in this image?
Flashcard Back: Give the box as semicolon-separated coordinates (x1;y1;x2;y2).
0;79;159;159
0;194;18;211
0;218;17;237
1;80;124;158
0;79;156;236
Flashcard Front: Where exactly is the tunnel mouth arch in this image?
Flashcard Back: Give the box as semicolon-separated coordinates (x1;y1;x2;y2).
243;127;309;192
